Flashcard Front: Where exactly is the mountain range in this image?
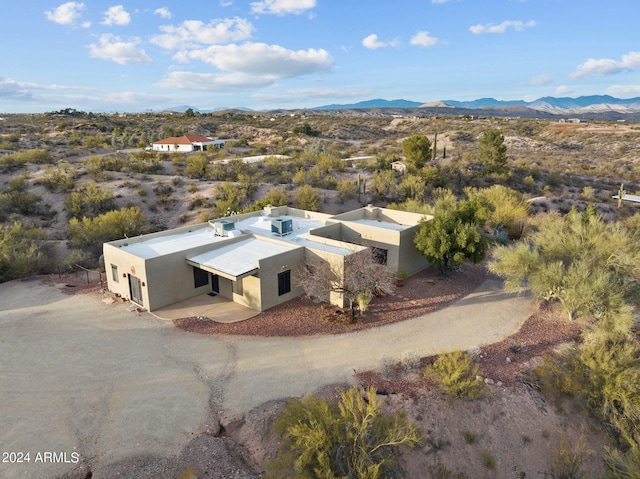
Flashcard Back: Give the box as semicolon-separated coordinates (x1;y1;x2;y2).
166;95;640;118
310;95;640;115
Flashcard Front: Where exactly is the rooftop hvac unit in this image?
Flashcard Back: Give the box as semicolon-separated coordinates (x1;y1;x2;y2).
212;220;235;237
271;218;293;237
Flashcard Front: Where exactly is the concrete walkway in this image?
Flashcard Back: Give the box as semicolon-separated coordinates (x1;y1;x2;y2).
0;276;534;478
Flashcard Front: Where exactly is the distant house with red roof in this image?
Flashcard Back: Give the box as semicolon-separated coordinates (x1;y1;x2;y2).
151;135;227;152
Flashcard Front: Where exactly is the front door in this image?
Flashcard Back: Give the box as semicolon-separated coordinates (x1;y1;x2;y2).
129;275;143;305
211;274;220;294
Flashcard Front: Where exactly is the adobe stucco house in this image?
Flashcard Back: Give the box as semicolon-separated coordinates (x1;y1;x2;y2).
151;135;227;152
103;205;431;313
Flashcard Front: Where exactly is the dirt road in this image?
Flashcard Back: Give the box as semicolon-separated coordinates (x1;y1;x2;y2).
0;277;534;478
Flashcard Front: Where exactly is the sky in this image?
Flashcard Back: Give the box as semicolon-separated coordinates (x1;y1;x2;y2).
1;0;640;113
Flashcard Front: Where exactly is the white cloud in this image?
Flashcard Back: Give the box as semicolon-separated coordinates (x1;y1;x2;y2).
362;34;399;50
555;85;574;96
571;51;640;79
45;2;85;26
0;77;90;101
529;74;552;86
410;31;440;47
469;20;536;34
151;18;253;50
154;7;172;19
255;87;373;102
431;0;450;3
176;42;332;78
101;5;131;26
157;71;276;90
605;84;640;98
88;34;152;65
250;0;316;15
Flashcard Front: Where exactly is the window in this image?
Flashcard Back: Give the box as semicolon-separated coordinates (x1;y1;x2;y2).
278;270;291;296
111;264;119;283
193;267;209;288
233;278;243;296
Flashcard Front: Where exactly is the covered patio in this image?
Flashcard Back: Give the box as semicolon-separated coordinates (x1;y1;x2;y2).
152;293;259;323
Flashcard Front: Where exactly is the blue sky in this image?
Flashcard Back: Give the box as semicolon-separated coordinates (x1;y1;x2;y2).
1;0;639;113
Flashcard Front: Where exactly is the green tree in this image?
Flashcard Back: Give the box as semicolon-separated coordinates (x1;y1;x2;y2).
269;387;422;479
0;222;52;282
294;184;321;211
184;153;211;179
465;185;529;239
68;207;147;255
212;181;248;216
478;129;508;174
414;192;488;277
371;170;400;201
489;209;640;324
65;183;115;219
402;134;432;169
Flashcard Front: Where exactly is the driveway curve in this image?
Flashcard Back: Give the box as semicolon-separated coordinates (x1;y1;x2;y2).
0;276;534;478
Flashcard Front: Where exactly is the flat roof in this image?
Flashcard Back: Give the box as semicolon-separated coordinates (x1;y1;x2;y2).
187;237;295;279
350;218;409;231
236;215;355;256
117;226;227;259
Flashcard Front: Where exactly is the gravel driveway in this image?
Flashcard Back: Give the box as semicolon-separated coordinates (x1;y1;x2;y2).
0;277;534;478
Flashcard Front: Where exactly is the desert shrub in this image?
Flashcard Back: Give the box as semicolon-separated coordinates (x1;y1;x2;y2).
379;356;397;380
41;164;76;192
480;449;497;470
400;351;422;373
532;332;640;449
184;153;211;179
424;351;486;400
603;445;640;479
428;464;469;479
547;434;586;479
68;206;147;255
293;184;321;211
85;155;124;180
60;248;93;272
466;185;530;239
0;176;41;218
462;430;479;444
267;387;422;479
489;209;640;326
0;222;52;282
65;183;115;219
0;149;53;170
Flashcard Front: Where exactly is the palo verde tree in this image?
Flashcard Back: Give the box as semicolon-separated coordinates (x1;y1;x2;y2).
401;134;432;169
489;207;640;325
414;191;488;277
478;129;508;174
268;387;422;479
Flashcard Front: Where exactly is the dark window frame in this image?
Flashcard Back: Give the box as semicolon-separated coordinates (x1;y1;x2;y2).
278;270;291;296
193;267;209;288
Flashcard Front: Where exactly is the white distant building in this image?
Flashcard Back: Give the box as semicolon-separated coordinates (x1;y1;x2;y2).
151;135;227;152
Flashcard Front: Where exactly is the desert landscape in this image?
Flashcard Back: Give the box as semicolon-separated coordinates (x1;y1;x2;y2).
2;109;640;478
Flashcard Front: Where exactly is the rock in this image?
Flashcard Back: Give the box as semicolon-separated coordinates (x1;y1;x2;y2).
484;378;495;385
506;357;512;363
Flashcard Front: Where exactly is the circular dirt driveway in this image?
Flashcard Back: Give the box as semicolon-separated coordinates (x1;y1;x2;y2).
0;277;534;478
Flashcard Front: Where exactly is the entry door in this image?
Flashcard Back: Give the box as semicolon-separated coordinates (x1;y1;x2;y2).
129;275;143;305
211;274;220;294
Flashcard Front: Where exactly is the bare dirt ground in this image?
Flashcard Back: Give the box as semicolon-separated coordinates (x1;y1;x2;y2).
8;264;610;479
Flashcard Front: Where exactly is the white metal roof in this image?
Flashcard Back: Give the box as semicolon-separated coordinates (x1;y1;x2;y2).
187;237;295;279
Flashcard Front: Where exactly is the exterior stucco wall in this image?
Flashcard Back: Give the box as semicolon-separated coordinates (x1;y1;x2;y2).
256;247;305;311
103;244;149;306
